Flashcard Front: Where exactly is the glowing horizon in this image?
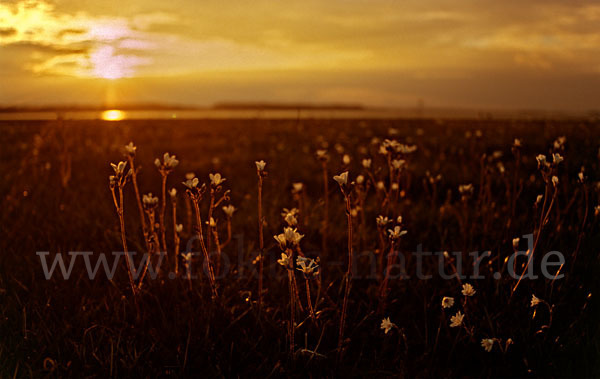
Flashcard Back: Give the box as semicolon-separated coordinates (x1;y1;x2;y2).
1;0;599;109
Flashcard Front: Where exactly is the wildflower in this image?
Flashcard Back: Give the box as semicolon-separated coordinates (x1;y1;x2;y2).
296;256;319;275
391;159;405;170
109;175;116;186
281;208;299;218
274;233;287;249
111;161;127;176
391;183;399;191
396;216;403;224
333;171;349;186
277;252;290;267
458;183;474;196
356;175;365;184
209;173;226;186
342;154;351;165
124;141;136;155
283;227;304;245
255;160;266;171
142;193;159;207
376;181;385;190
185;172;195;180
169;188;177;198
315;150;329;161
450;311;464;327
284;212;298;226
362;158;372;169
175;224;183;233
183;177;199;189
381;317;394;334
530;294;542;307
554;136;566;149
222;204;236;217
442;296;454;308
481;338;495;352
156;153;179;169
513;138;522;148
536;154;547;167
535;194;543;206
208;217;216;227
292;182;303;193
552;153;563;165
552;176;559;186
512;238;520;249
388;225;407;239
461;283;476;296
376;215;390;227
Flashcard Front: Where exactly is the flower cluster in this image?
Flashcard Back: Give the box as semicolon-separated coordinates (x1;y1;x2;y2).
154;152;179;171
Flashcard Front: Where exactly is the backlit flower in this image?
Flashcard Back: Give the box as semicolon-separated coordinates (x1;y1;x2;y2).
530;294;542;307
381;317;394;334
481;338;495;352
209;173;226;186
277;252;290;267
255;160;266;171
124;141;136;155
450;311;464;327
222;204;236;217
362;158;372;168
442;296;454;308
461;283;476;296
333;171;349;186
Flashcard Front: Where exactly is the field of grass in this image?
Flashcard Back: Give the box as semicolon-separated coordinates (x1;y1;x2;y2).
1;118;599;377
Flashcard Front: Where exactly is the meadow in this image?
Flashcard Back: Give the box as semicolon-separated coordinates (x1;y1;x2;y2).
0;117;599;377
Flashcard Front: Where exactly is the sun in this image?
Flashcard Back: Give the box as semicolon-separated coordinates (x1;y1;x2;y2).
101;110;125;121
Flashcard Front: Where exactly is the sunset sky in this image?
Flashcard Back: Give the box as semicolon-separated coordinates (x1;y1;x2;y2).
1;0;599;110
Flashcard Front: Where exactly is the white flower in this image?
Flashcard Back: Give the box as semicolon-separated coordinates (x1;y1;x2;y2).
530;294;542;307
512;238;520;249
391;159;405;170
355;175;364;185
124;142;136;154
333;171;349;186
175;224;183;233
183;177;199;189
316;150;328;161
142;192;159;206
535;194;543;206
284;213;298;226
552;176;559;186
458;183;474;195
387;225;407;239
274;233;287;249
442;296;454;308
552;153;563;165
277;252;290;267
209;173;226;186
450;311;464;327
380;317;394;334
169;188;177;198
342;154;351;165
284;227;304;245
362;158;372;169
222;204;236;217
292;182;304;193
536;154;547;167
396;216;403;224
481;338;495;352
163;152;179;168
296;256;319;275
110;161;127;176
461;283;476;296
255;160;266;171
376;215;390;227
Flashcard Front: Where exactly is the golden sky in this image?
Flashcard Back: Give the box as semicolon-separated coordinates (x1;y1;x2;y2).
1;0;599;109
